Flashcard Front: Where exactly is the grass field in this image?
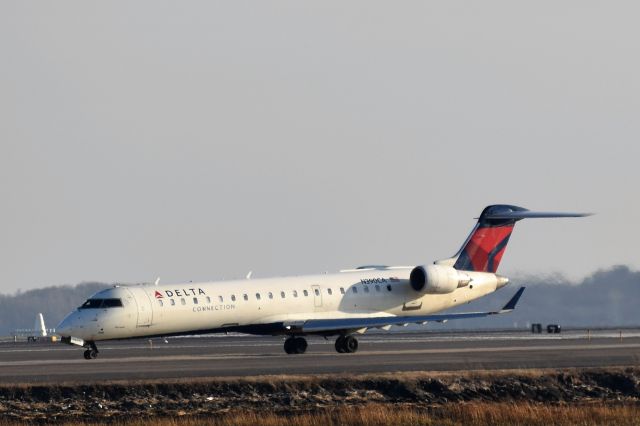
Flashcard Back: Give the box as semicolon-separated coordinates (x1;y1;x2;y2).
2;402;640;426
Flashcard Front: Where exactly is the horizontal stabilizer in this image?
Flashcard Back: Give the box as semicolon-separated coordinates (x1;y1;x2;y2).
481;211;592;220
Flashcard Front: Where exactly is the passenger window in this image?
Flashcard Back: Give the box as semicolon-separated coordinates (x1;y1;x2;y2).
268;292;273;299
375;285;381;292
158;300;164;307
219;296;224;302
387;285;392;291
352;287;358;294
256;293;261;300
231;295;236;302
181;298;186;305
243;294;248;301
340;287;345;294
170;299;176;306
193;297;198;304
206;296;211;303
303;290;308;297
327;288;333;295
314;288;320;296
364;286;370;293
280;291;285;298
293;290;298;297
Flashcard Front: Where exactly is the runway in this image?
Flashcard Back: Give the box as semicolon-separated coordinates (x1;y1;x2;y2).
1;330;639;384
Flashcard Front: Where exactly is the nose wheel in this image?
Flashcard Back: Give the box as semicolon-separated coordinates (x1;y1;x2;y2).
83;342;99;360
335;335;358;353
283;337;308;354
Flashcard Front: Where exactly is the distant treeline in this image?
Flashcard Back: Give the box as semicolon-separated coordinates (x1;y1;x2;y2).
0;266;638;335
0;282;106;335
443;265;640;329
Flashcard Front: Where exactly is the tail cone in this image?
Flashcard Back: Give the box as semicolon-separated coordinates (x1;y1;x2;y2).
496;275;510;289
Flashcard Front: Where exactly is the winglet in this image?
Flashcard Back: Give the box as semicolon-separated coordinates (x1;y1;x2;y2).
499;287;525;312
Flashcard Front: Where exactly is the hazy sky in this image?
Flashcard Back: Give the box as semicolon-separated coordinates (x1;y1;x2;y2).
1;2;638;293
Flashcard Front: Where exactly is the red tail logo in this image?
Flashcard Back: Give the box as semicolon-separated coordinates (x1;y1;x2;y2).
454;224;514;272
154;290;164;299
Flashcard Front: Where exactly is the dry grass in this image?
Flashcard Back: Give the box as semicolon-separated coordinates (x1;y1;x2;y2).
2;402;640;426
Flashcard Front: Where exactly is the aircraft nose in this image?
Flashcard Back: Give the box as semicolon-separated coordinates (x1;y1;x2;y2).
56;314;76;337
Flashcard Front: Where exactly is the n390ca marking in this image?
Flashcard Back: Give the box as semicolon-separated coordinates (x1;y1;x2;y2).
57;204;589;359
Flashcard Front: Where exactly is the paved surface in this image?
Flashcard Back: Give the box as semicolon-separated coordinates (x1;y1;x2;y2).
0;330;639;384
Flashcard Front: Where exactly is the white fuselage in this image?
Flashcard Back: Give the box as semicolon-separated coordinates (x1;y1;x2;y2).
57;267;501;342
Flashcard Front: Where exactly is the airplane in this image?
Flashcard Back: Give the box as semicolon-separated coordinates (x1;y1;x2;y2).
57;204;589;360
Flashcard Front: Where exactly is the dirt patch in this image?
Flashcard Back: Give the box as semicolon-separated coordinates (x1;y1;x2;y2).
0;368;639;423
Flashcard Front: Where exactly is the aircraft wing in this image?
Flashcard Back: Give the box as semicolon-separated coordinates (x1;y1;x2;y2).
286;287;525;334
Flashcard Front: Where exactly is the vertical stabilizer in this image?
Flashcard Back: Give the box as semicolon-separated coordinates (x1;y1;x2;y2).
440;205;590;273
34;313;47;337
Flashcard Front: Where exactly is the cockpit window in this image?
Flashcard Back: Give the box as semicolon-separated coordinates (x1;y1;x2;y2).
102;299;123;308
79;298;123;309
79;299;102;309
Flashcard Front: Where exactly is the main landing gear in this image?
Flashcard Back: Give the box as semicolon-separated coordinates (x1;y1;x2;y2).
334;335;358;353
83;342;99;360
284;336;308;354
283;335;359;354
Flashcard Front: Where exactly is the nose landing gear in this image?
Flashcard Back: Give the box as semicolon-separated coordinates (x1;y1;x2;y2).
283;337;308;354
335;335;358;353
83;342;99;360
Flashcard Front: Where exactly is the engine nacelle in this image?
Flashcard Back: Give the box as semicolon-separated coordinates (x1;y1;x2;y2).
409;265;471;294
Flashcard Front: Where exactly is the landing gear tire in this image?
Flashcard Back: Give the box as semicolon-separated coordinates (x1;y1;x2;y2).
284;337;308;354
83;342;99;360
335;335;358;353
344;335;358;353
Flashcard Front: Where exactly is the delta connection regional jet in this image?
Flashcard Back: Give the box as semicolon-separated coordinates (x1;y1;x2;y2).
57;205;589;360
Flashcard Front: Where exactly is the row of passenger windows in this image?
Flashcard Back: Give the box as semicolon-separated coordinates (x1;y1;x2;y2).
157;284;393;307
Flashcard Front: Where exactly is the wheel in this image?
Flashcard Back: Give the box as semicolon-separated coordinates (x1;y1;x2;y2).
284;337;295;354
343;335;358;353
284;337;308;354
334;336;346;353
84;342;99;360
293;337;307;354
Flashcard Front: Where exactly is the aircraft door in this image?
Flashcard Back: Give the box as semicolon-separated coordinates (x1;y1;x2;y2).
126;287;153;327
311;285;323;309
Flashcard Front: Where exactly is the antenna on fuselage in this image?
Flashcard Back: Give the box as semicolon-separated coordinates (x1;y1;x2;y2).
154;277;160;286
246;271;253;280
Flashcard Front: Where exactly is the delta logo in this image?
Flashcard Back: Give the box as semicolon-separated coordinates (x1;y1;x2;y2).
155;288;207;298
